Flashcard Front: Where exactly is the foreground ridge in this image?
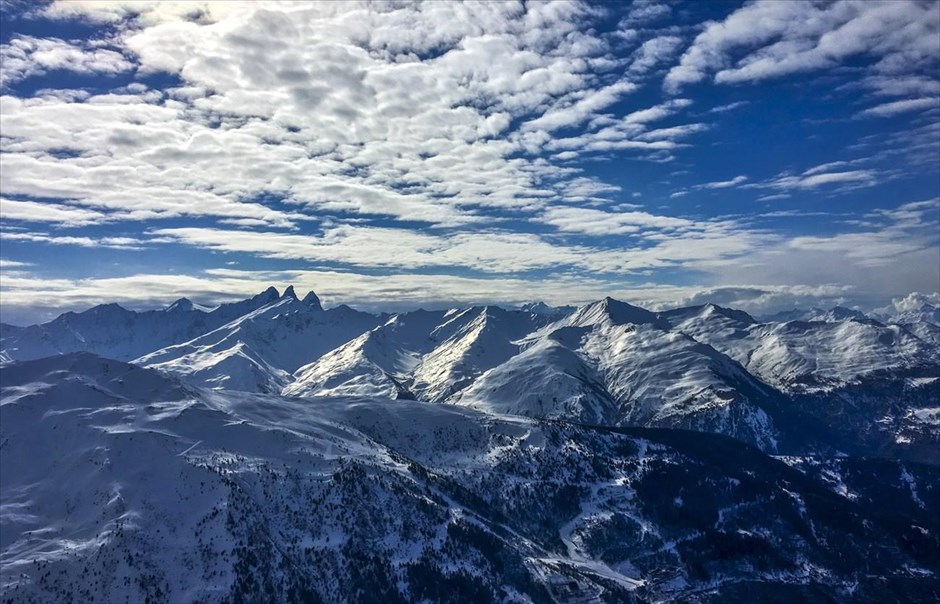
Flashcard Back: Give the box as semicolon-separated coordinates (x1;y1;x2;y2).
1;353;937;602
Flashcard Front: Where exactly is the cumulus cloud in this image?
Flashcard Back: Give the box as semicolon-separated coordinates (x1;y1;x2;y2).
0;197;113;227
0;1;708;237
665;0;940;93
0;35;133;87
0;1;936;321
628;35;684;76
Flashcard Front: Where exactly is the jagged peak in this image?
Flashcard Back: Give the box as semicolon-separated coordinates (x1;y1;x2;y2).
302;290;323;310
165;297;194;313
281;285;298;300
253;286;280;302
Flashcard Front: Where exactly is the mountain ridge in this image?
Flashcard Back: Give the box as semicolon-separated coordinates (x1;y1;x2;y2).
2;287;938;462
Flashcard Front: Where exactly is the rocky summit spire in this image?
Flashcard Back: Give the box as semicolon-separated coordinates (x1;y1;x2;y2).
253;286;280;303
302;290;322;311
281;285;298;300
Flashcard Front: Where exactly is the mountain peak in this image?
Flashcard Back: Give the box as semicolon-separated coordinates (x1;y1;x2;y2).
702;303;756;324
302;290;323;310
253;286;280;303
600;297;664;327
165;297;194;313
281;285;298;300
570;297;667;329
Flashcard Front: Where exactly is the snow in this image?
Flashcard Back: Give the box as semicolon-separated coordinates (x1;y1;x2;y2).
2;289;937;458
2;351;936;602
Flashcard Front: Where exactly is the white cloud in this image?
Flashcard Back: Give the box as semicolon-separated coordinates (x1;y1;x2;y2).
150;225;640;274
665;0;940;93
1;231;146;249
700;175;747;189
524;81;637;132
0;197;112;227
0;2;704;236
707;100;749;113
0;259;32;269
765;169;877;191
858;97;940;118
539;206;693;235
628;35;684;76
0;35;133;87
711;198;940;296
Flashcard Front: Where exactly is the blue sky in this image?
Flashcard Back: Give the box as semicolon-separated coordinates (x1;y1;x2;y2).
1;0;938;324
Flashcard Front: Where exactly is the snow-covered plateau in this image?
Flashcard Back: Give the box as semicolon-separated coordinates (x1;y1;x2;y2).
1;288;938;602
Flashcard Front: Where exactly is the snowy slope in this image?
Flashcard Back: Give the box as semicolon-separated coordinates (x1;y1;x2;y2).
452;336;619;423
0;288;283;363
662;303;937;392
453;298;785;449
285;307;549;401
2;354;938;603
3;291;938;458
763;306;875;324
135;287;381;393
284;309;451;399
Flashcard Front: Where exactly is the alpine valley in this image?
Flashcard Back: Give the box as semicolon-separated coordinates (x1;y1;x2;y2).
2;288;938;603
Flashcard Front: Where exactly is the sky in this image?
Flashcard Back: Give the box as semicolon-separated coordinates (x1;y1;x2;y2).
0;0;938;325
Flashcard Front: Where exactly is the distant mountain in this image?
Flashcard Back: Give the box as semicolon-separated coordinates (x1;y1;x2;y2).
2;291;938;461
135;287;382;393
763;305;876;324
2;354;937;603
0;287;285;362
873;293;940;326
285;306;552;401
454;298;789;451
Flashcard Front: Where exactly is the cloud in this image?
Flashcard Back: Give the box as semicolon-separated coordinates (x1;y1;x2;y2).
707;100;749;113
0;268;865;327
0;258;32;269
539;206;694;235
0;35;133;87
858;97;940;118
675;160;881;198
523;81;637;132
628;35;684;76
710;198;940;298
1;230;146;249
879;291;940;315
669;174;748;198
699;175;748;189
619;1;672;27
0;1;706;237
665;0;940;93
0;197;113;227
150;225;641;274
764;169;877;191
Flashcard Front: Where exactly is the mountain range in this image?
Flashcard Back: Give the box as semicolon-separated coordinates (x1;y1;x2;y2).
1;288;938;602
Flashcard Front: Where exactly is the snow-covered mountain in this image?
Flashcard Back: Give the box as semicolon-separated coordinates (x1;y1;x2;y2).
135;286;382;393
0;287;286;363
2;290;937;461
873;292;940;326
763;306;876;324
454;298;789;450
285;306;552;401
3;354;937;603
